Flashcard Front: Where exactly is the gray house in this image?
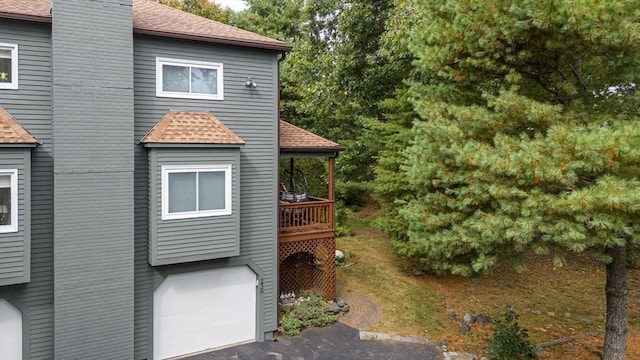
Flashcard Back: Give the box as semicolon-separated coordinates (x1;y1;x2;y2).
0;0;295;358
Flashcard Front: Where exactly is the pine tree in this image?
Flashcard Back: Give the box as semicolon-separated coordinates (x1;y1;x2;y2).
384;2;640;359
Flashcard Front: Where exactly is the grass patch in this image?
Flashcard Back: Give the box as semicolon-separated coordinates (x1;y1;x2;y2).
336;202;640;359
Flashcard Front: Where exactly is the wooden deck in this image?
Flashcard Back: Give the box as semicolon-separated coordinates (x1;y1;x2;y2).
278;196;337;299
279;196;335;242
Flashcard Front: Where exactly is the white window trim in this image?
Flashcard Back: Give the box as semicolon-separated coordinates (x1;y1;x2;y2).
156;57;224;100
0;169;18;233
161;165;232;220
0;43;18;90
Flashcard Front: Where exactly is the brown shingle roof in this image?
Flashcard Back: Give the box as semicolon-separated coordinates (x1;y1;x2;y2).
0;0;51;23
140;111;245;145
0;0;291;51
279;120;344;154
0;106;39;144
133;0;290;51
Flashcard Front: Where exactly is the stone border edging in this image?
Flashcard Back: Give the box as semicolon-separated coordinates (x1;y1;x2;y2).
359;330;440;346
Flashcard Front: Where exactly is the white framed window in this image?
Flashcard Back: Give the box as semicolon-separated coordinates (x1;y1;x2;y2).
156;57;224;100
162;165;232;220
0;169;18;233
0;43;18;90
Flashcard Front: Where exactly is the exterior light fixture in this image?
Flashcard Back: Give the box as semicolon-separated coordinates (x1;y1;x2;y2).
245;78;257;89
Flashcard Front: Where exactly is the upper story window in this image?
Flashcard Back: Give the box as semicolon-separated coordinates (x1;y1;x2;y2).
0;169;18;233
162;165;232;220
156;57;224;100
0;43;18;90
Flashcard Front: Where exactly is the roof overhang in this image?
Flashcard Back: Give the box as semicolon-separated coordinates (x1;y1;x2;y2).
0;142;38;148
0;11;51;23
142;142;243;149
134;29;292;52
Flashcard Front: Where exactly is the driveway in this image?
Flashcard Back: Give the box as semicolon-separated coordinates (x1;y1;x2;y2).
184;322;443;360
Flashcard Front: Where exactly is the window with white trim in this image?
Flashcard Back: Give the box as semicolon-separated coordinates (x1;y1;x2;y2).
156;57;224;100
0;43;18;90
162;165;232;220
0;169;18;233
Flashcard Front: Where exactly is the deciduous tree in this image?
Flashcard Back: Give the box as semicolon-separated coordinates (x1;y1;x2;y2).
159;0;233;23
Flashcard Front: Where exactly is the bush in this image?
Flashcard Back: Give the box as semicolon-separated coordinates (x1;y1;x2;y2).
487;308;536;360
335;206;354;237
280;292;338;336
336;181;374;208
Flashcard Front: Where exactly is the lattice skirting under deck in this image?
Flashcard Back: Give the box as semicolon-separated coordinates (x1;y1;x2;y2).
278;237;336;300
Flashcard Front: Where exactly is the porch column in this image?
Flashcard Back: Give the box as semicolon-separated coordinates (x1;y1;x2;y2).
328;157;335;201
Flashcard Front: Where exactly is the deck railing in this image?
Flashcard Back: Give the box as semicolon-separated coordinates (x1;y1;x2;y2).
279;196;334;236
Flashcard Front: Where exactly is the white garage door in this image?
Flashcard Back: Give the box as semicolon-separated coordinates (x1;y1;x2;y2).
154;266;257;359
0;299;22;360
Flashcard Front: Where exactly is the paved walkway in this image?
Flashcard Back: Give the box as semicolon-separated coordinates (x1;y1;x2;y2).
336;280;382;330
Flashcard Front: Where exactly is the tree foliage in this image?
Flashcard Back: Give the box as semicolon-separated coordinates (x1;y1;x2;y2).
392;0;640;275
378;1;639;358
159;0;233;23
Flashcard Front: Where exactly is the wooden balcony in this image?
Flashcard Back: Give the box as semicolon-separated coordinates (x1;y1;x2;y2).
278;120;344;299
279;196;335;243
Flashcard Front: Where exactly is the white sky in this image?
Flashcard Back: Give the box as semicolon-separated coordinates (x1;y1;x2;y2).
213;0;248;12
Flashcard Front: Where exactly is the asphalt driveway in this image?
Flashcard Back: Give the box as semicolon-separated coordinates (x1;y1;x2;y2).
185;322;443;360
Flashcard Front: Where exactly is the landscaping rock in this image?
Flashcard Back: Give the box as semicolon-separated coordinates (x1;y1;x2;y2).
324;299;350;315
463;312;475;325
460;323;470;335
475;314;490;327
447;307;457;321
326;301;342;315
443;351;478;360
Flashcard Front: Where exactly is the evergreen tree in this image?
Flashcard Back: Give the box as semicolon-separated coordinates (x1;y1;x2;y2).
383;2;640;359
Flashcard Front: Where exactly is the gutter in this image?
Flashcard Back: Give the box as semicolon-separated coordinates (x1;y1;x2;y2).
133;29;293;52
0;12;52;24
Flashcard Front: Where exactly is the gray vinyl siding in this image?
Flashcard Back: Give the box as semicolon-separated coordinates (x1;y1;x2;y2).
0;19;53;360
0;148;31;286
133;36;280;358
51;0;134;358
148;148;241;265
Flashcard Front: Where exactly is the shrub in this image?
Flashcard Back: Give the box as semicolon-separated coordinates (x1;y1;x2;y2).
280;292;338;336
487;308;536;360
335;207;354;237
336;181;374;208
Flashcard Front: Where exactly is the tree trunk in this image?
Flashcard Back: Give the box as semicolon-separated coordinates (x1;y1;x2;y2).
602;244;628;360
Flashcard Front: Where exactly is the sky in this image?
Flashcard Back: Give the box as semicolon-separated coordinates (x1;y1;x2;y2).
213;0;248;12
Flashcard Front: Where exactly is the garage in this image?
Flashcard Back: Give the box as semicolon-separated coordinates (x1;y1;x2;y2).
0;299;22;360
153;266;257;359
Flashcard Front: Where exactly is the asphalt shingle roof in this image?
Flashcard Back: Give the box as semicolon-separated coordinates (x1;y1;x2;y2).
0;0;291;51
279;120;343;153
0;106;39;144
140;111;245;145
